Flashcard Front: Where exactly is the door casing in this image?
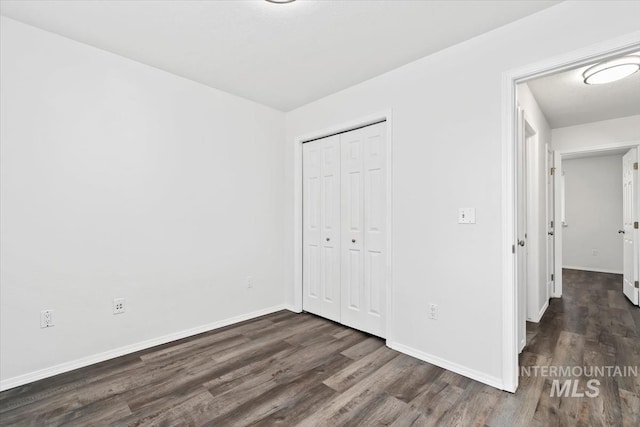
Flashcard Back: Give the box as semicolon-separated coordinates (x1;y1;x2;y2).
553;143;640;296
501;33;640;393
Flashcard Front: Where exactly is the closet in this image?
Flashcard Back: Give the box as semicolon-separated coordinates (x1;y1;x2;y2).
302;121;387;338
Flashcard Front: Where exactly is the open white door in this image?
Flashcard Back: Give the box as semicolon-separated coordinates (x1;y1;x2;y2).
516;107;527;352
622;148;639;306
546;146;555;301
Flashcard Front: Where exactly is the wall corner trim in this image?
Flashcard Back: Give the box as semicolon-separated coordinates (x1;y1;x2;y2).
386;341;505;391
283;304;302;313
0;304;288;392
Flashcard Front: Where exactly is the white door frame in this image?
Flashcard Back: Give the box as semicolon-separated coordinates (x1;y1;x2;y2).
292;110;394;341
545;143;555;301
554;141;640;295
501;32;640;393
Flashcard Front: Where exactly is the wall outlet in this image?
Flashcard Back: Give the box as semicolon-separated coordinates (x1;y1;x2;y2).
429;304;438;320
113;298;125;314
247;276;253;289
41;309;54;328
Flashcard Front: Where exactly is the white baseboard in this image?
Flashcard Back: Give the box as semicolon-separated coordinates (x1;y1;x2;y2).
519;337;526;353
283;304;301;313
0;304;287;392
563;265;623;275
533;300;549;323
386;341;504;390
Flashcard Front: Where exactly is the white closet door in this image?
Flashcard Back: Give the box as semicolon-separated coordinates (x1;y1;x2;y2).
340;122;387;337
302;136;341;321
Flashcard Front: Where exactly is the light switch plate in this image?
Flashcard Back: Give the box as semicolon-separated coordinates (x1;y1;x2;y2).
458;208;476;224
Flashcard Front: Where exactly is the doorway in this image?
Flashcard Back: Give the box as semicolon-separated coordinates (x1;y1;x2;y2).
502;37;640;393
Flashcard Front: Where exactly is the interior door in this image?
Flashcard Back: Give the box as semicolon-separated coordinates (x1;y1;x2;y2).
546;146;555;300
622;148;638;306
302;136;341;321
516;107;527;352
341;122;387;337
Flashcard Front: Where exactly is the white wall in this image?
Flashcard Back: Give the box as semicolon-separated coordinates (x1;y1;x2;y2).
517;83;552;322
562;155;624;273
0;17;285;388
552;115;640;152
284;1;640;387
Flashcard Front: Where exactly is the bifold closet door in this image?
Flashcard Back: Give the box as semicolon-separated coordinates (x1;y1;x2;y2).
340;123;387;338
302;135;341;322
302;122;387;338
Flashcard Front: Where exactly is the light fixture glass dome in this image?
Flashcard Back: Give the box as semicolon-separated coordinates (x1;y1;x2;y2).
265;0;296;3
583;56;640;85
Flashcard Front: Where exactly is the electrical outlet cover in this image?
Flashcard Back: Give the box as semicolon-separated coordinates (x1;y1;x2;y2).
113;298;125;314
40;309;54;328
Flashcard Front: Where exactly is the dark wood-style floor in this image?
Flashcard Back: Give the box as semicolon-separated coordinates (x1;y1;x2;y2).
1;269;638;426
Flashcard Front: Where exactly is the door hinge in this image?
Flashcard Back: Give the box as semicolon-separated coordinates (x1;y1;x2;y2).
512;245;515;254
551;273;554;281
635;221;639;229
634;162;638;170
550;167;556;175
550;220;554;228
635;281;639;289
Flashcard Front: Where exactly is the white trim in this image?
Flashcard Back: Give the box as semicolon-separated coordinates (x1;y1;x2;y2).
293;110;394;340
531;299;549;323
556;140;640;156
387;341;503;390
563;266;624;275
0;304;288;392
283;303;301;313
553;140;640;296
553;153;563;298
501;31;640;394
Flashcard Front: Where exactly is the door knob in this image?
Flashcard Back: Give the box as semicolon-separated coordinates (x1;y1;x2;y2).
518;240;525;247
618;230;625;234
548;231;554;236
352;239;356;243
326;237;330;242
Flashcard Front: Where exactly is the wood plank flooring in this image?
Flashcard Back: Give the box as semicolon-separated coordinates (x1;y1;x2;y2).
1;269;638;426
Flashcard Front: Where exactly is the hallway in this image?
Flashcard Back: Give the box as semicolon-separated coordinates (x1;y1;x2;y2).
521;269;640;426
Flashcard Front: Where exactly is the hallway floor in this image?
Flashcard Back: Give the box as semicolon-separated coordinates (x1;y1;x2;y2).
0;269;638;426
521;269;639;426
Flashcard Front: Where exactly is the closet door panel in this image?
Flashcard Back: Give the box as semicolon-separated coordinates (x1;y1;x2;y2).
340;123;386;337
303;136;341;322
363;125;386;332
320;139;341;309
341;132;364;320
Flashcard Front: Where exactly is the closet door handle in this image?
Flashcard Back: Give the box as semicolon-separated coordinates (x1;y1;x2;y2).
326;237;330;242
352;239;356;243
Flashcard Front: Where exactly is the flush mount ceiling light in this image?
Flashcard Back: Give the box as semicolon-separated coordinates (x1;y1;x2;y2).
583;56;640;85
265;0;296;3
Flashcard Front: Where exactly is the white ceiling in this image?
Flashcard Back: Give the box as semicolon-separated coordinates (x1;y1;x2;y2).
526;53;640;129
0;0;560;111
